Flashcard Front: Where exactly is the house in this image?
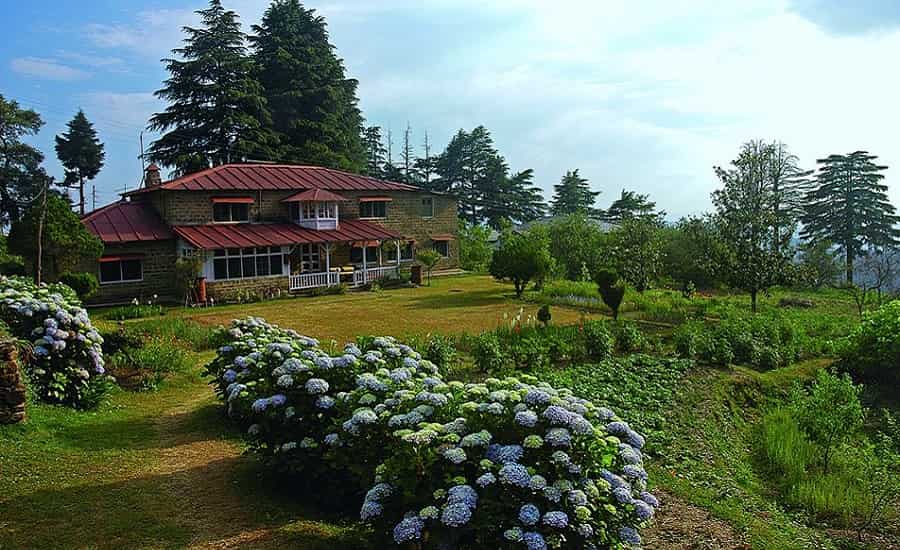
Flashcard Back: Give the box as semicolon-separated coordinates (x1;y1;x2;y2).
80;163;458;304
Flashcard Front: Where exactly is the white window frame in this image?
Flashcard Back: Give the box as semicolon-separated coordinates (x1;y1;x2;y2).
99;258;144;285
210;246;287;281
433;240;450;258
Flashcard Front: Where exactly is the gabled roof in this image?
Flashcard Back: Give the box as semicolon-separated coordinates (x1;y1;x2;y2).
281;188;350;202
129;164;420;194
82;201;174;244
172;219;401;250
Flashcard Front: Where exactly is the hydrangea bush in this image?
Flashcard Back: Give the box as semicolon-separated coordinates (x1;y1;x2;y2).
0;276;107;408
207;317;658;548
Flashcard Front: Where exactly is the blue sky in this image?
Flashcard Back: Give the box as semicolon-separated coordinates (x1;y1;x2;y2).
4;0;900;217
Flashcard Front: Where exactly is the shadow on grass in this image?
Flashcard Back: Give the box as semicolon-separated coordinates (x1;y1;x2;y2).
403;288;511;310
0;457;371;550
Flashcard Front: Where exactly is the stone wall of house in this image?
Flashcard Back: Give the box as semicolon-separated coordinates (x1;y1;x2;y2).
152;188;460;269
82;240;178;305
0;340;26;425
206;275;291;303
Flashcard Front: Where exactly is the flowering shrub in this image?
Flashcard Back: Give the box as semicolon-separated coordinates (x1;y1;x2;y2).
0;276;108;408
208;316;658;548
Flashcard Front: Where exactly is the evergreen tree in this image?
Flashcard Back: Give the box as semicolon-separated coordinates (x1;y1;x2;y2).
251;0;365;172
400;122;414;184
148;0;275;175
414;130;435;188
713;142;796;312
604;189;662;223
363;125;386;177
767;141;811;248
0;95;46;228
54;110;105;215
801;151;899;284
549;169;599;216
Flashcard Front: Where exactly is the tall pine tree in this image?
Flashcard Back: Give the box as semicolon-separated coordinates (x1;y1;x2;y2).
801;151;899;283
604;189;662;223
549;169;599;216
148;0;275;175
55;110;105;215
251;0;365;172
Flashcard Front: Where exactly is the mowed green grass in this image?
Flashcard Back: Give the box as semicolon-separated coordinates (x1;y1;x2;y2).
172;275;598;343
1;275;593;549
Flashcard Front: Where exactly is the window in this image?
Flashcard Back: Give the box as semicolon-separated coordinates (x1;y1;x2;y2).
212;247;284;280
350;246;379;264
359;200;387;219
384;242;415;262
291;201;337;221
433;240;450;258
420;197;434;218
213;202;250;222
99;258;143;284
298;244;320;272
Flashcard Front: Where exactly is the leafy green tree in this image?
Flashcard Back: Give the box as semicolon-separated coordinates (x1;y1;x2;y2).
250;0;365;172
713;142;796;312
852;412;900;542
149;0;275;175
801;151;899;284
416;248;441;285
545;214;609;280
767;142;812;250
611;216;663;292
54;110;105;215
798;240;841;289
458;220;493;272
792;369;864;473
549;169;599;216
0;94;46;227
660;216;723;289
603;189;662;223
481;167;546;228
489;231;553;297
8;193;103;282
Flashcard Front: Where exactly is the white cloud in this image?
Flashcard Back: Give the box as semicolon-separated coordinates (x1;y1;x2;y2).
10;57;89;81
79;91;162;129
56;50;124;68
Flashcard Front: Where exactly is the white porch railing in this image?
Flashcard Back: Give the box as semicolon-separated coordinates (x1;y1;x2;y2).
289;271;341;290
352;265;400;287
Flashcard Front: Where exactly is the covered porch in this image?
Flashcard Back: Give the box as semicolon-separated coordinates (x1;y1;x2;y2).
172;219;409;294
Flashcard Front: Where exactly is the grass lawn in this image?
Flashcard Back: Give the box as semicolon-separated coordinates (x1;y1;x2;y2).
171;275;597;343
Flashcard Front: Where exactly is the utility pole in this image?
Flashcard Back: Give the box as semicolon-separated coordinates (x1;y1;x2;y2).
35;179;48;285
91;184;97;212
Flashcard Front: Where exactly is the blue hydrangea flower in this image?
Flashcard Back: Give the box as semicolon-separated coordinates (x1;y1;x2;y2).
542;511;568;528
524;389;551;406
251;398;269;413
499;463;530;488
543;486;562;503
486;444;524;464
515;409;538;427
567;490;588;506
223;369;237;383
475;472;496;487
618;526;641;545
640;491;659;508
447;484;478;509
529;475;548;491
269;394;287;407
518;504;540;526
393;516;424;543
305;378;329;395
460;430;492;448
324;433;340;446
634;499;655;520
542;405;572;425
365;483;393;501
623;464;648;481
545;427;572;447
441;502;472;527
443;447;467;464
360;500;383;520
316;395;335;409
613;487;633;504
522;531;547;550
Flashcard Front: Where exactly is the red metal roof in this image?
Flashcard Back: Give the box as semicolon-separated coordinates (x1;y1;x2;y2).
172;219;402;250
129;164;420;194
281;188;349;202
82;201;174;244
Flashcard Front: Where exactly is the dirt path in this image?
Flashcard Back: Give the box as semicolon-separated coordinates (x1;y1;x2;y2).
643;489;748;549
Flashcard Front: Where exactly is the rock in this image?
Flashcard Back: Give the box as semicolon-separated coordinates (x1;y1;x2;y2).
0;340;26;424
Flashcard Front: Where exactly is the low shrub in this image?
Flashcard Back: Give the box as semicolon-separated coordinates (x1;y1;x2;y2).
101;300;165;321
106;334;193;391
421;333;457;370
615;322;647;353
206;317;659;548
471;332;506;373
58;272;99;300
582;320;614;361
0;275;108;408
840;300;900;383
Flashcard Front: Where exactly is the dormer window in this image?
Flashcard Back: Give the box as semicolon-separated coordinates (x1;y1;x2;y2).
212;197;253;222
282;189;346;230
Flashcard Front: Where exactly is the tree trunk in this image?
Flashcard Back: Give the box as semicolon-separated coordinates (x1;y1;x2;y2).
78;175;85;216
846;249;854;285
35;185;47;285
751;289;758;314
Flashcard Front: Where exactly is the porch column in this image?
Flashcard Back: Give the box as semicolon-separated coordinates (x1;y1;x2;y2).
396;240;401;269
377;243;383;267
362;243;367;284
324;243;331;273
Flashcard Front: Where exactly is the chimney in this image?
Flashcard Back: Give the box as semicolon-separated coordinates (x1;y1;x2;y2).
144;163;162;187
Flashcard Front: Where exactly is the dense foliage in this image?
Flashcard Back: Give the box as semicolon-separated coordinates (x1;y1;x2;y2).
549;170;600;217
840;299;900;383
206;317;658;548
54;109;105;215
490;232;553;297
0;276;107;407
673;315;807;370
0;94;51;227
458;221;493;272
